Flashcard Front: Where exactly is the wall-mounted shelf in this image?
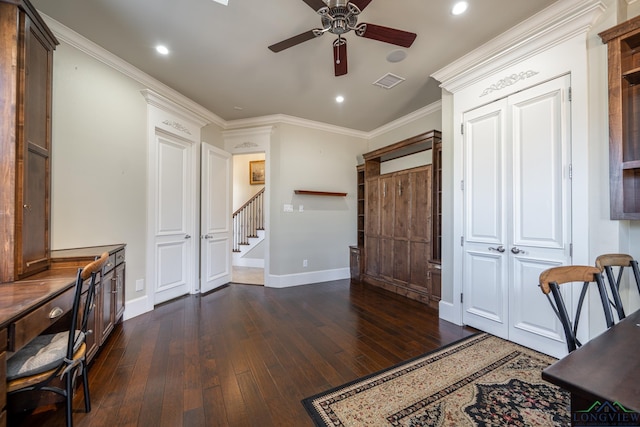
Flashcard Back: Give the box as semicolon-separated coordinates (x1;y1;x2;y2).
294;190;347;197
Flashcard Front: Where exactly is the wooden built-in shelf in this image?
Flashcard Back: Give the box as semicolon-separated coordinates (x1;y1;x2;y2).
294;190;347;197
623;68;640;85
622;160;640;169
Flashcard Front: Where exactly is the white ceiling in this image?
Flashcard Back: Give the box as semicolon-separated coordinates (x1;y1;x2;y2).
31;0;558;132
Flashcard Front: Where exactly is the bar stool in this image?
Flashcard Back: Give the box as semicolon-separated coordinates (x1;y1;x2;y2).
595;253;640;321
539;265;615;353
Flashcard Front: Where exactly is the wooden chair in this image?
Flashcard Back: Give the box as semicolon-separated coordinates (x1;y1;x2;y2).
595;253;640;321
539;265;615;353
7;252;109;427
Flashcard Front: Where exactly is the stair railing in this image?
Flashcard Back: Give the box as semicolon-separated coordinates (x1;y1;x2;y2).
232;188;265;252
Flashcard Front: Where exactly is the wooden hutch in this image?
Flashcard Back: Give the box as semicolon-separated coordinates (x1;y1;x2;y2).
0;1;125;421
351;130;442;308
600;15;640;219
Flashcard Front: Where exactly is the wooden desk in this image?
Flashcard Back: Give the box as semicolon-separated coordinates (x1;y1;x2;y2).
542;309;640;415
0;244;126;425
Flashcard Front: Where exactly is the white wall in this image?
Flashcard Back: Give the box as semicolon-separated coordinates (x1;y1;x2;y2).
268;123;367;282
50;42;147;305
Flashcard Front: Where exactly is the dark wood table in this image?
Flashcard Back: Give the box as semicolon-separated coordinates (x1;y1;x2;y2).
542;309;640;417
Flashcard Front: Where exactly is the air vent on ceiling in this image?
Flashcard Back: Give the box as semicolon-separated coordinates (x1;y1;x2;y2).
373;73;405;89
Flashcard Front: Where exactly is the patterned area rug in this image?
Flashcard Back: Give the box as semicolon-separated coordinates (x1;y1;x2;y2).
302;333;569;426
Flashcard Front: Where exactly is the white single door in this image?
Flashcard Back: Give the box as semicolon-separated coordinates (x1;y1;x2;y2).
153;131;195;305
463;75;572;358
200;143;232;293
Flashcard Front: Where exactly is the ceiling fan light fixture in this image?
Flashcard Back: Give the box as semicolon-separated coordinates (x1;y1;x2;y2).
451;1;468;16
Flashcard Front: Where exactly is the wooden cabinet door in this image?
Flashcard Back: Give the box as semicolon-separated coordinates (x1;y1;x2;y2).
393;172;411;239
16;14;53;278
365;178;380;236
365;236;379;277
410;168;432;243
115;262;125;322
380;175;395;238
100;268;115;345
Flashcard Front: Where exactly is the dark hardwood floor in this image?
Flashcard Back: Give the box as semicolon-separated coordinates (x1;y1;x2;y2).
9;280;476;427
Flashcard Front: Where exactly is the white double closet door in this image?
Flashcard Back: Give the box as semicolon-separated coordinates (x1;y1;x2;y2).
462;75;573;358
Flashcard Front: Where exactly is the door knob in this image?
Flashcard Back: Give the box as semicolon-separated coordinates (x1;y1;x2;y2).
489;245;505;253
511;247;524;254
185;234;192;239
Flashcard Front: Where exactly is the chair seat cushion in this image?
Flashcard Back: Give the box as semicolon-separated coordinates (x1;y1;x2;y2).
7;330;85;381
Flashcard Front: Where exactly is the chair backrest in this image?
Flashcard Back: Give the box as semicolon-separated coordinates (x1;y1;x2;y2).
66;252;109;361
595;253;640;321
539;265;615;353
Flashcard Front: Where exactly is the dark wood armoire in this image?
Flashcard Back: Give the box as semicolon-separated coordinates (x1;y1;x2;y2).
354;130;442;308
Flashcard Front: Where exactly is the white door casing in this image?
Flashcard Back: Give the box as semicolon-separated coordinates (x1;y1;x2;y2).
462;75;572;358
200;143;232;293
152;131;196;305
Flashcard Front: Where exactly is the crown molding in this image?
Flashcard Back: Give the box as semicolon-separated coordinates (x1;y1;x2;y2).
40;12;225;128
432;0;606;93
367;101;442;139
225;114;369;139
141;89;210;128
39;11;439;141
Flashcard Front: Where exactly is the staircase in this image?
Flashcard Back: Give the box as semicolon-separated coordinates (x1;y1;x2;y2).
232;188;265;267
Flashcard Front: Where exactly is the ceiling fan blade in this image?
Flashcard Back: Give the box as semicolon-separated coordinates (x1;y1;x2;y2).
350;0;373;11
358;23;417;48
302;0;327;11
268;30;321;52
333;39;348;76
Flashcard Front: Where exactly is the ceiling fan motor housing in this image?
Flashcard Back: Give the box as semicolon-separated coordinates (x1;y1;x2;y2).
320;1;361;35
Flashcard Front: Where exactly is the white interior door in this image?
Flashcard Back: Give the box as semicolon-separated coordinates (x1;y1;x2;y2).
200;143;232;293
153;131;195;305
463;75;572;358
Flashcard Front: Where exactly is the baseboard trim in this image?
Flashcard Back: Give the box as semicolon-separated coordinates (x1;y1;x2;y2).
438;300;462;325
123;295;153;321
266;268;350;288
233;258;265;268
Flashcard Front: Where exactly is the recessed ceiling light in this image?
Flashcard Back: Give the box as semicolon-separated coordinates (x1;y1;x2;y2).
212;0;228;4
233;106;243;111
336;95;344;103
451;1;468;15
156;45;169;55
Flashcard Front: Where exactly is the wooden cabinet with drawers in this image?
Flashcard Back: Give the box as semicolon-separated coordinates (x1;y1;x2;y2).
50;244;126;363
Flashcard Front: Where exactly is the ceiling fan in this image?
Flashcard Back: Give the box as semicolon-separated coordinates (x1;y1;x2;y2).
268;0;417;76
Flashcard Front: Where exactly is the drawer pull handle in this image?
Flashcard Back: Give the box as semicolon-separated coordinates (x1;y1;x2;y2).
49;307;64;319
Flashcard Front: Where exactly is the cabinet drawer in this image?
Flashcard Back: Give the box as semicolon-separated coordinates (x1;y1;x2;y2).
8;287;74;352
115;248;125;266
103;253;117;274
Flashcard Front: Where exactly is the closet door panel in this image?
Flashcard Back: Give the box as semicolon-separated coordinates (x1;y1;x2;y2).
365;178;380;236
393;239;410;284
379;238;394;280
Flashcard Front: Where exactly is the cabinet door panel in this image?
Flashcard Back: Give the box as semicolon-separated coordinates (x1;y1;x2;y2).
365;236;379;277
394;173;411;239
393;239;410;284
365;179;380;235
379;238;394;280
101;269;114;345
380;176;395;238
410;168;431;242
410;241;430;291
